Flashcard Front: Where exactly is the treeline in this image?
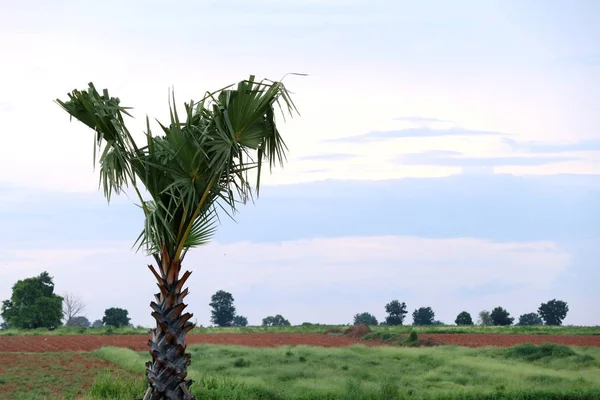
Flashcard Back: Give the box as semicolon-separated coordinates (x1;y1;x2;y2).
0;272;570;330
353;300;569;327
0;272;135;329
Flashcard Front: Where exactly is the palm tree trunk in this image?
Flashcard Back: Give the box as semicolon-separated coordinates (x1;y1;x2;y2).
142;254;196;400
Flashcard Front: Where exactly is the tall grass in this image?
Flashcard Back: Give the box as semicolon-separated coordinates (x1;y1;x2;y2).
90;343;600;399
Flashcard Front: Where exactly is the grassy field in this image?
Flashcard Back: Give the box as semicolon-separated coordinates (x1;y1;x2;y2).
89;343;600;400
1;324;599;336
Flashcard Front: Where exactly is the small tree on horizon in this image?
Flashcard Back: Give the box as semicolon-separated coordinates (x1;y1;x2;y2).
478;310;492;326
412;307;435;326
62;293;85;323
455;311;474;326
384;300;408;326
262;314;291;327
102;307;130;328
490;307;514;326
66;316;91;328
517;313;543;326
353;312;378;326
538;299;569;326
209;290;236;327
232;315;248;327
91;319;104;328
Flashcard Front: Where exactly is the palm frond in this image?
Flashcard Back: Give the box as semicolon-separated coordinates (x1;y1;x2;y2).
58;75;301;261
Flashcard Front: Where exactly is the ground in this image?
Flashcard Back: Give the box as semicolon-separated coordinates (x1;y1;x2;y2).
1;332;599;352
1;329;600;399
0;352;137;400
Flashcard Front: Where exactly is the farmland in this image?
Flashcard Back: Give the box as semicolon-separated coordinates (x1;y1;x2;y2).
1;326;600;399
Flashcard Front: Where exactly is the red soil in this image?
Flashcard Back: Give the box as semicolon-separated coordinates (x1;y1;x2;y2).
0;352;138;399
0;333;599;353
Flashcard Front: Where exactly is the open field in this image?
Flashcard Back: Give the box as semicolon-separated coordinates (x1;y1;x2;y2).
0;352;142;400
1;332;600;352
88;343;600;399
1;324;599;337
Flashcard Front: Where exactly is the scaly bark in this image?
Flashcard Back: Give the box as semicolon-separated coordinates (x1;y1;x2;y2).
142;248;196;400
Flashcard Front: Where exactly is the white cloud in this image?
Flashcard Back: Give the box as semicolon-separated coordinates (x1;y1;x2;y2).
0;2;598;194
1;236;582;328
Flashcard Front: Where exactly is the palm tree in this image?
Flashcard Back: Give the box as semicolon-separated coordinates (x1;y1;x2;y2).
56;75;299;399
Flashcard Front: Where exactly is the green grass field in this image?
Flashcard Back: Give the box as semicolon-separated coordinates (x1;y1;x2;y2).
1;324;599;336
88;343;600;400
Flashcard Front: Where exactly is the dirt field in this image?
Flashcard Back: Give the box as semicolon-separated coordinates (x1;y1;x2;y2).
1;333;599;352
0;352;138;399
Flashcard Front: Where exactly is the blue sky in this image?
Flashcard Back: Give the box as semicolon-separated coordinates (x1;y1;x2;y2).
0;0;598;326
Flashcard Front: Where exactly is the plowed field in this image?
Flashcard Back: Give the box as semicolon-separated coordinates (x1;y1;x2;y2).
1;333;599;352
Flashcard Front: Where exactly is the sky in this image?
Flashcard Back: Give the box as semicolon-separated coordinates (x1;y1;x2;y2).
0;0;598;327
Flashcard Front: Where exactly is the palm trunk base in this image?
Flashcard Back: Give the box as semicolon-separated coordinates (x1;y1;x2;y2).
141;383;195;400
144;262;196;400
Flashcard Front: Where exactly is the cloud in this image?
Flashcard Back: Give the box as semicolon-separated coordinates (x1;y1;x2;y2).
2;173;599;247
0;102;11;113
395;150;581;167
0;235;580;327
298;153;356;161
327;127;509;143
393;116;453;124
502;138;600;153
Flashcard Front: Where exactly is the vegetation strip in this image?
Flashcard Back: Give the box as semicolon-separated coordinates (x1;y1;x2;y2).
87;343;600;400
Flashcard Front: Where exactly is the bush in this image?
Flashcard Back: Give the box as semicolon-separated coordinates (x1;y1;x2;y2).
503;343;578;362
491;307;514;326
353;312;378;326
517;313;543;326
455;311;474;326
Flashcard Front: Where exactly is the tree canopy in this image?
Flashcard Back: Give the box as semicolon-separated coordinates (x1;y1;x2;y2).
490;307;514;326
262;314;291;327
538;299;569;326
384;300;408;326
353;312;378;326
102;307;130;328
517;313;543;326
209;290;236;327
478;310;492;326
455;311;474;326
66;316;91;328
232;315;249;327
1;272;63;329
412;307;435;326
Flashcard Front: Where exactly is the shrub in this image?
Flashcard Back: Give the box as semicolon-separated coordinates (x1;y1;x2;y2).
455;311;474;325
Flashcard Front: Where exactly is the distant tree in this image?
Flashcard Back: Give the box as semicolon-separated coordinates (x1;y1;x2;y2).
262;314;291;327
1;272;63;329
455;311;474;326
232;315;249;327
478;310;493;326
62;293;85;323
384;300;408;326
209;290;236;327
353;312;378;326
490;307;514;326
66;316;91;328
102;307;130;328
538;299;569;326
517;313;543;326
432;320;444;325
0;317;8;330
91;319;104;328
412;307;435;326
